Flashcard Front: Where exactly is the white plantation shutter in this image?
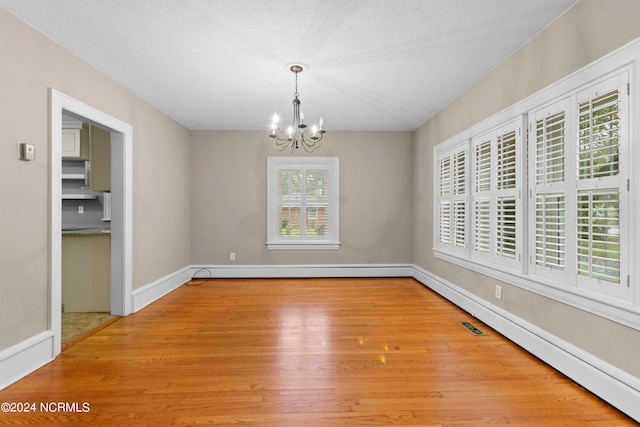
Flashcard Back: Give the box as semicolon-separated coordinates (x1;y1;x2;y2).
453;149;467;248
437;145;467;252
577;190;620;283
472;139;491;258
439;156;452;245
495;127;520;265
474;198;491;254
496;197;517;259
440;201;451;244
578;90;620;179
453;200;466;248
574;74;627;294
453;150;466;196
535;111;565;185
267;157;339;250
529;98;570;280
497;130;517;190
475;141;491;193
528;71;628;297
535;194;565;269
440;157;451;196
471;118;523;268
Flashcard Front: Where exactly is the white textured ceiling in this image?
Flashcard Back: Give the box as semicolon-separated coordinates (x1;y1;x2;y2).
1;0;577;131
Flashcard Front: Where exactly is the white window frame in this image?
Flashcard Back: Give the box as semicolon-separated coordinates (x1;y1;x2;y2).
432;38;640;331
267;157;340;250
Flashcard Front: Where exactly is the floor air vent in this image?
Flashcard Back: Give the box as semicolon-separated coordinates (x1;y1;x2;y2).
459;321;486;336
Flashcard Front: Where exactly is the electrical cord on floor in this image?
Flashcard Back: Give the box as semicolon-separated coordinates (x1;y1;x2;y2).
185;268;213;286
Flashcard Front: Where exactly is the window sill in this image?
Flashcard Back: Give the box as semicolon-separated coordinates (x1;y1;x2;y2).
266;241;341;250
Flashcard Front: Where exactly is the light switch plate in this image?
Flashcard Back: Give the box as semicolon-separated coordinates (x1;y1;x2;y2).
19;143;35;161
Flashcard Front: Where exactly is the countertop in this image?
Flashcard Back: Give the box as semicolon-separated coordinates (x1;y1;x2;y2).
62;227;111;236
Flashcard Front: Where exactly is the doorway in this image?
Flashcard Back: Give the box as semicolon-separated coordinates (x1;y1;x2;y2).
50;89;133;356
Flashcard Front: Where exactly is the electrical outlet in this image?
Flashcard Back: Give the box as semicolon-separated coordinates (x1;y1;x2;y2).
78;205;84;214
495;285;502;300
230;252;236;261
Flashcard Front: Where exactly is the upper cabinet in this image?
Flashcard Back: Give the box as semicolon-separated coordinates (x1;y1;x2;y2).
61;128;81;158
61;124;110;192
62;124;90;159
89;125;111;192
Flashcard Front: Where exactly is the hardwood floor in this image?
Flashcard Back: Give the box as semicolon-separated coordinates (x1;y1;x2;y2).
0;278;634;426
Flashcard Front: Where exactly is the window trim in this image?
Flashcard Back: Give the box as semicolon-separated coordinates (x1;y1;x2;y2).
266;156;340;250
432;37;640;331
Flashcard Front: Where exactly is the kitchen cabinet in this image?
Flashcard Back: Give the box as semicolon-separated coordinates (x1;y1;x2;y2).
88;125;111;192
61;124;110;199
61;129;81;157
62;233;110;312
61;124;90;159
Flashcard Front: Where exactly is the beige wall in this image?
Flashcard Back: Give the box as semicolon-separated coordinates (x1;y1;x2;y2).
414;0;640;376
191;130;414;265
0;8;191;350
2;0;639;388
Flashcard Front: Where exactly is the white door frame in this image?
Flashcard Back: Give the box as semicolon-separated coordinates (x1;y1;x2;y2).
49;89;133;355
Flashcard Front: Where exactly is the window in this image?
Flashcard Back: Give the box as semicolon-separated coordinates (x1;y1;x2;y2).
468;118;524;269
575;76;627;294
267;157;340;250
433;57;635;328
528;73;628;298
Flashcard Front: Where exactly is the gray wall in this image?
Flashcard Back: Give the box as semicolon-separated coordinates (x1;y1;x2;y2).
191;130;414;265
413;0;640;377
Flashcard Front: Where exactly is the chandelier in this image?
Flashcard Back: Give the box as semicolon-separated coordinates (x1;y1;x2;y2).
269;65;325;152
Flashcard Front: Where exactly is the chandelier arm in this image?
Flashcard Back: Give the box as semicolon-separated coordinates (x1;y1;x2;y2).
300;133;320;145
299;140;316;153
300;133;323;152
270;133;293;147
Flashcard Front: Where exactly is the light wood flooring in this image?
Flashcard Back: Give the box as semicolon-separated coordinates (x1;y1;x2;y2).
0;278;634;426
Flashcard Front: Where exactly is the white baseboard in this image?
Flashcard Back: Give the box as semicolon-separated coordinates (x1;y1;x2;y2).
190;263;414;279
0;331;54;391
132;266;192;312
411;265;640;423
